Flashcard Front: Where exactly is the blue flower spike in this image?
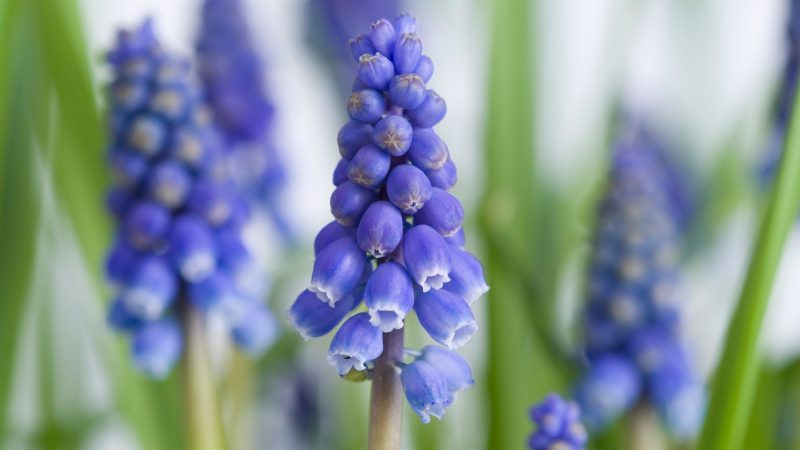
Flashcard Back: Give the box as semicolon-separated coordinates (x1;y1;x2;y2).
576;121;704;437
288;13;486;425
196;0;290;229
104;20;278;378
528;394;588;450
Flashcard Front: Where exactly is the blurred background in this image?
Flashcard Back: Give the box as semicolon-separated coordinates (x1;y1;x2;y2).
1;0;799;448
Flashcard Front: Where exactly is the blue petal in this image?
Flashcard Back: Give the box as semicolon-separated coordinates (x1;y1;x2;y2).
327;312;383;375
402;225;451;292
356;201;404;258
131;318;183;379
415;188;464;237
420;346;474;397
401;360;450;423
443;247;489;304
364;262;414;332
287;289;358;340
414;289;477;349
310;236;368;306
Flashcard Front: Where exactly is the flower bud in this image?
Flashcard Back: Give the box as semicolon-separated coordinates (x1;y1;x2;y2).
389;74;426;110
168;215;217;282
124;201;170;249
357;201;404;258
123;256;177;320
408;90;446;128
393;33;422;74
401;360;450;423
330;181;379;226
444;247;489;304
347;89;385;124
420;345;474;397
368;19;396;57
348;144;391;188
364;262;414;331
327;312;383;375
338;120;373;159
414;288;477;349
373;115;413;156
415;188;464;237
148;161;192;208
287;289;358;340
314;220;357;256
358;53;395;90
414;55;434;82
349;34;376;61
393;13;418;35
310;236;368;306
231;301;279;355
333;158;350;186
403;225;451;291
407;128;449;171
131;318;182;379
426;158;457;190
386;164;432;214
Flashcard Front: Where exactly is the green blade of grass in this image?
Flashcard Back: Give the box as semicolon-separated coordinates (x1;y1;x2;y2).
695;71;800;450
480;0;568;448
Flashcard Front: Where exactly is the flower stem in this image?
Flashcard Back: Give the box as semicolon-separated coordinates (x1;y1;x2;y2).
182;301;228;450
629;404;665;450
367;329;404;450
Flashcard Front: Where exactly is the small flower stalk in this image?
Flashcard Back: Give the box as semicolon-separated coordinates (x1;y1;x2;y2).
197;0;291;239
528;394;588;450
286;13;487;447
104;20;277;378
575;123;705;440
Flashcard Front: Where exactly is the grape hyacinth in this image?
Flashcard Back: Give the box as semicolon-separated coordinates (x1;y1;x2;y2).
104;20;277;378
196;0;290;238
286;14;487;427
575;124;705;438
528;394;588;450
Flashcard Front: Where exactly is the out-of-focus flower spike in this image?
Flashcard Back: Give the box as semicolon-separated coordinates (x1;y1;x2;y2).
528;394;588;450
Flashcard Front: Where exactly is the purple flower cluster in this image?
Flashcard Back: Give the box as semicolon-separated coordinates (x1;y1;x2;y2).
286;14;487;423
104;21;277;378
528;394;587;450
196;0;289;235
575;125;705;438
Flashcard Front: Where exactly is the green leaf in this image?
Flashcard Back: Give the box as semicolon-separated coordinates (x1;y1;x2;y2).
695;62;800;450
479;0;571;448
0;0;44;437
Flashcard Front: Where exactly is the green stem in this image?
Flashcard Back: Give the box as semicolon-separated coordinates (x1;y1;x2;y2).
695;74;800;449
182;303;228;450
367;329;404;450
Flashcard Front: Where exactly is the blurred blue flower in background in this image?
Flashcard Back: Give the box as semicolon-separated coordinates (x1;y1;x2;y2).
104;20;277;378
528;393;588;450
305;0;400;92
576;120;706;438
286;13;487;423
197;0;292;240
